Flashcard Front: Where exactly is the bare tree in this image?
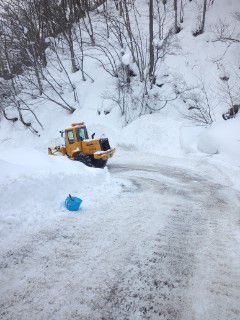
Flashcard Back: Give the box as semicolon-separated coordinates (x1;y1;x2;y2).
149;0;154;82
182;79;214;126
173;0;181;33
193;0;209;36
200;0;207;34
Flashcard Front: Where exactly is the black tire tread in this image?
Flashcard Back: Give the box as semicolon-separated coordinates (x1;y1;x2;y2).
91;157;107;168
75;153;93;167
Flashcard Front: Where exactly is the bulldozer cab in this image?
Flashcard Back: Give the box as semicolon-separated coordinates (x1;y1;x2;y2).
65;123;89;158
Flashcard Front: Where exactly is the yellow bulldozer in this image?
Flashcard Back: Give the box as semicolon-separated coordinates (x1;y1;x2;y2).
48;122;115;168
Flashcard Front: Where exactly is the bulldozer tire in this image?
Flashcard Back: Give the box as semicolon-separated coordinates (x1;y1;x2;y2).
91;158;107;168
75;153;93;167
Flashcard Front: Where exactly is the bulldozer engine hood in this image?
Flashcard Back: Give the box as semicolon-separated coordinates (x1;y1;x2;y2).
81;139;101;155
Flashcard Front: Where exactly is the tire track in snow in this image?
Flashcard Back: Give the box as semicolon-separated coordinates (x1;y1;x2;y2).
92;165;240;320
94;205;207;320
188;182;240;320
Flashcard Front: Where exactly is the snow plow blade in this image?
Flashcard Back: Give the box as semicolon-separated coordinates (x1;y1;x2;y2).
48;146;66;156
93;148;116;161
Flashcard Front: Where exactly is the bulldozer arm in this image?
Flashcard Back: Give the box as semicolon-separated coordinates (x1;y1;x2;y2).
48;146;67;156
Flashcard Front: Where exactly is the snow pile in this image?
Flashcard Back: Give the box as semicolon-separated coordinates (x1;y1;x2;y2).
198;132;219;155
0;147;95;179
117;114;184;157
0;147;122;251
197;117;240;165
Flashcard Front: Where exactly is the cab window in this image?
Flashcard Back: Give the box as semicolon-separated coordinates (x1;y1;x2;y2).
76;127;89;141
67;130;75;144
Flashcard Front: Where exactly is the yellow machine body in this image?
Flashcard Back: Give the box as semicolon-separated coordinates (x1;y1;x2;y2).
48;122;115;167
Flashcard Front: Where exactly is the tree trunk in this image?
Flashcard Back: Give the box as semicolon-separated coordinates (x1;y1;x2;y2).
174;0;180;33
200;0;207;34
149;0;154;82
180;0;184;23
67;29;79;73
122;0;135;62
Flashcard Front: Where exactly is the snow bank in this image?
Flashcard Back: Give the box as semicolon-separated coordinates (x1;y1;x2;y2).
197;117;240;165
195;117;240;190
0;147;94;178
0;147;119;199
117;114;184;157
0;147;121;251
198;133;219;155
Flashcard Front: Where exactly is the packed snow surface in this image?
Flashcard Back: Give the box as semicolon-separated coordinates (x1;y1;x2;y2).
0;150;240;319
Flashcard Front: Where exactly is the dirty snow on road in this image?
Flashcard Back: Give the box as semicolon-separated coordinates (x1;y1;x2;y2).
0;151;240;320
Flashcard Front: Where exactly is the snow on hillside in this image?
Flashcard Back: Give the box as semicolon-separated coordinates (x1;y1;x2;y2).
0;0;239;161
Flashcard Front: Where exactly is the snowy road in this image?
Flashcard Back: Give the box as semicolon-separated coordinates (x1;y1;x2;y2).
0;158;240;320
